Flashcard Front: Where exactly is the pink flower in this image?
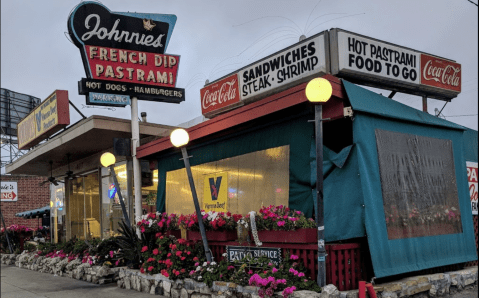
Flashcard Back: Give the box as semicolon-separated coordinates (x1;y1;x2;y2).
153;248;159;255
277;221;285;227
272;267;278;273
228;266;235;270
176;251;182;257
290;254;299;260
190;270;195;275
298;272;305;277
141;246;148;252
248;270;253;275
109;251;114;258
148;266;154;271
115;260;120;266
195;262;199;266
296;211;302;215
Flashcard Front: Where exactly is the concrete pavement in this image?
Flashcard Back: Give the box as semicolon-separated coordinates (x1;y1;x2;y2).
1;263;166;298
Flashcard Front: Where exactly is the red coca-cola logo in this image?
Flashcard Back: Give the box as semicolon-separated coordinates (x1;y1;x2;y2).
420;54;461;92
201;74;240;115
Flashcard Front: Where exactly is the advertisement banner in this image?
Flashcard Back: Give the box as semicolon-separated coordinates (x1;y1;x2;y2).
420;54;461;93
201;73;240;116
17;90;70;150
1;181;18;201
239;33;328;101
330;28;461;101
203;172;228;212
467;161;478;215
335;30;420;85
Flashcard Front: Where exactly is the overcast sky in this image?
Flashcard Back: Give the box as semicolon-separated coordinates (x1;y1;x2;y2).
1;0;478;169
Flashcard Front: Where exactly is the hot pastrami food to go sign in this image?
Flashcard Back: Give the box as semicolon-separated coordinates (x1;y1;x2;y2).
68;2;185;104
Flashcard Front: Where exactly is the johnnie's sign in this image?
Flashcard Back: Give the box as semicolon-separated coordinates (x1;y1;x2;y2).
68;2;185;103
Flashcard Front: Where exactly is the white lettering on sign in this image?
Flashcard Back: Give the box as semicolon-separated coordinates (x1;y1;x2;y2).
202;79;237;110
467;161;478;215
239;34;327;100
336;31;420;84
1;181;18;202
422;60;460;87
82;14;165;48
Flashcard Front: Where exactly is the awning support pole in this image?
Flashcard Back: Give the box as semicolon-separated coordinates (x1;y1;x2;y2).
422;96;428;113
131;97;142;233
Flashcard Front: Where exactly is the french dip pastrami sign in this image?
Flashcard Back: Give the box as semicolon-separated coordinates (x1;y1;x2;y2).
201;31;329;117
68;2;185;104
330;28;461;101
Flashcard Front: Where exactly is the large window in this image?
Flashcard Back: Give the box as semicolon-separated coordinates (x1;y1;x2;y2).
67;172;101;240
166;145;289;215
375;129;462;240
50;184;65;243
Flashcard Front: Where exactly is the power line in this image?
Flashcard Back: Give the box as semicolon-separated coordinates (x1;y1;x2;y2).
443;114;478;117
466;0;478;6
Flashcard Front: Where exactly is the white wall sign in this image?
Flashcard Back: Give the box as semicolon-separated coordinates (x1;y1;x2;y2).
467;161;478;215
330;28;461;101
1;181;18;201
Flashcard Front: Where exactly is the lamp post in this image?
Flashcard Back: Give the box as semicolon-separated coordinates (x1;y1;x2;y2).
101;152;131;228
305;77;333;287
170;128;213;262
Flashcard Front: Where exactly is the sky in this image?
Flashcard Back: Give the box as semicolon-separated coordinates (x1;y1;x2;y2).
1;0;478;170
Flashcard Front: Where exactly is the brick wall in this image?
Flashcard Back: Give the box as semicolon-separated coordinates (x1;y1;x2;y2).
1;175;50;230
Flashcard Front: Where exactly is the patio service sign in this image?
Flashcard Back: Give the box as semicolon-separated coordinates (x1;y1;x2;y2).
68;2;185;104
226;246;282;266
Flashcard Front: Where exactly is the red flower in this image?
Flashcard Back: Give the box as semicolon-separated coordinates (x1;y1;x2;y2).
175;271;180;276
140;267;145;273
193;257;199;261
141;246;148;252
180;257;186;261
176;251;182;257
153;248;159;255
161;269;169;277
148;266;154;271
167;253;171;257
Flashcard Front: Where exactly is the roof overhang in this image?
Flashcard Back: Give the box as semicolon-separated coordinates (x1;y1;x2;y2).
6;115;174;176
137;74;347;159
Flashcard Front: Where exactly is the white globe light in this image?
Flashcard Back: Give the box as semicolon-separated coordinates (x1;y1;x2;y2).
100;152;116;167
305;78;333;103
170;128;189;147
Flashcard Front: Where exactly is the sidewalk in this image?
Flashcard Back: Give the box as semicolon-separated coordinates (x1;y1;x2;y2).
1;264;166;298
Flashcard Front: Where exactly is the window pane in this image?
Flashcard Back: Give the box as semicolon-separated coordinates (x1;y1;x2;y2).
166;145;290;215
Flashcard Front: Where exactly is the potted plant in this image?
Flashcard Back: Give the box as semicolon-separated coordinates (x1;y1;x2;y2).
179;211;243;241
249;205;317;243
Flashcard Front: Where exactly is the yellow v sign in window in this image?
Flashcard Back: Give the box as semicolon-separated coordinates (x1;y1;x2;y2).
203;172;228;212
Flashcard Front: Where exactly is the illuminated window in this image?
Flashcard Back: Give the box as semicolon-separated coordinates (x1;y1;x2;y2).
166;145;290;215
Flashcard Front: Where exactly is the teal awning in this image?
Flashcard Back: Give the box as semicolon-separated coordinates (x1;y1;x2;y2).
342;80;466;131
15;205;50;218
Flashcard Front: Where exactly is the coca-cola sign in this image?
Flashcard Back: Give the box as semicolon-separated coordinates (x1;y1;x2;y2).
420;54;461;93
201;74;241;116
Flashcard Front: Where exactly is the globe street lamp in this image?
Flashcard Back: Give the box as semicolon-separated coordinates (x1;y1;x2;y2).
101;152;131;228
170;128;213;262
305;77;332;287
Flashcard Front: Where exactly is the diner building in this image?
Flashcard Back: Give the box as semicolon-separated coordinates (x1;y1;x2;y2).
6;115;174;243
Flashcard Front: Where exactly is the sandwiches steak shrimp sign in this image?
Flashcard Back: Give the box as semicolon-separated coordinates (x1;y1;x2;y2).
201;31;329;117
68;2;185;105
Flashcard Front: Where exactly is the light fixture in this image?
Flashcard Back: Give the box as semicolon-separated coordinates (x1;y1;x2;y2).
100;152;116;167
305;78;332;103
170;128;189;147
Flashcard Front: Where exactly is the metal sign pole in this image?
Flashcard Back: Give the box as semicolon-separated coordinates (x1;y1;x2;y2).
131;96;142;231
314;104;327;287
109;165;131;228
180;147;213;262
